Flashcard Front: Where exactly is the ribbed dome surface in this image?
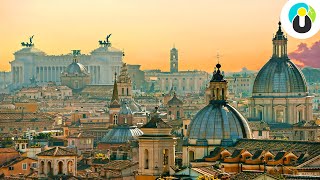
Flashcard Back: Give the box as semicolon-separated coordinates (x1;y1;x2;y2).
187;102;252;146
253;58;307;95
100;125;143;144
65;62;88;75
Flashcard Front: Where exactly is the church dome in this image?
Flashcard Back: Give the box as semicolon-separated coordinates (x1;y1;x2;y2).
252;59;307;95
187;102;252;146
252;22;308;97
100;125;143;144
65;62;88;75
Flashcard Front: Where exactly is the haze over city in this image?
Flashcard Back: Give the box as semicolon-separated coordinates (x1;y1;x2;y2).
1;1;320;179
1;0;320;72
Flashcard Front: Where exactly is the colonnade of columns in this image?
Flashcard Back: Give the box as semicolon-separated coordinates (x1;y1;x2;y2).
12;66;23;83
34;65;101;84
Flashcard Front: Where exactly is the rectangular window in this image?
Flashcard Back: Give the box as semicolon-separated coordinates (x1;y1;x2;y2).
22;163;27;170
258;130;263;136
9;167;14;170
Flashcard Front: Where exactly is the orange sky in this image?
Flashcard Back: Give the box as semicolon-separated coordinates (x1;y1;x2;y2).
0;0;319;72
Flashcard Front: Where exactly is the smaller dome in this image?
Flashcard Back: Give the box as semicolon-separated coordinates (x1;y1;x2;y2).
120;102;132;115
167;93;183;106
100;125;143;144
187;101;252;146
65;62;88;75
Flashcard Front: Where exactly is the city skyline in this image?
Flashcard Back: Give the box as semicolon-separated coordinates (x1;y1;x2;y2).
1;0;320;73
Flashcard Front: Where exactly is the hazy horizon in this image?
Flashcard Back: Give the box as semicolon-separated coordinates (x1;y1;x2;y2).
1;0;320;72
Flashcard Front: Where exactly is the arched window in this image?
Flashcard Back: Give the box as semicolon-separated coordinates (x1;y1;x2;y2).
114;114;118;125
67;161;73;175
144;149;149;169
40;161;44;174
177;111;180;119
163;149;169;165
47;161;52;175
58;161;63;174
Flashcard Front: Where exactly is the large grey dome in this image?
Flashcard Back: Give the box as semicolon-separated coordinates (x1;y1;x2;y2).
65;62;88;75
100;125;143;144
252;58;307;96
187;102;252;146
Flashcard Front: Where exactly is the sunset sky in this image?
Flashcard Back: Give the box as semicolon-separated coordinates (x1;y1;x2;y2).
0;0;319;72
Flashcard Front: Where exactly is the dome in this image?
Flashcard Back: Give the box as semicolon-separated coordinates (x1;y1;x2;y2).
100;125;143;144
252;58;307;96
65;62;88;75
187;101;252;146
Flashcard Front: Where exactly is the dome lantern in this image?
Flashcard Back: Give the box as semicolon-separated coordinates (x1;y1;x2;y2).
273;21;288;58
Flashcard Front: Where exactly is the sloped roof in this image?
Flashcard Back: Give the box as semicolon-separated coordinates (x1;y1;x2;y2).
141;108;171;129
234;139;320;164
167;93;183;105
1;156;36;167
37;147;77;156
231;171;279;180
103;160;138;170
0;148;18;153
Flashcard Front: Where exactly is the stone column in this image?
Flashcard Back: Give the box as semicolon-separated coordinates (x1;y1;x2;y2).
18;67;21;83
12;67;15;83
46;66;49;82
98;66;100;84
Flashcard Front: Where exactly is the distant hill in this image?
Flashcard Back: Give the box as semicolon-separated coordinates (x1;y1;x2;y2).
302;67;320;83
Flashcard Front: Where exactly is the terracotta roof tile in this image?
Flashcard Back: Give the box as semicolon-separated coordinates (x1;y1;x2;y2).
37;147;77;156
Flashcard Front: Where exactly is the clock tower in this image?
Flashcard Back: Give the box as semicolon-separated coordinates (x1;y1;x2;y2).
170;46;178;73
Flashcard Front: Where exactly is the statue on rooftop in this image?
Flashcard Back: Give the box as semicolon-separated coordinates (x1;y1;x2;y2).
21;35;35;47
98;34;112;47
106;34;112;43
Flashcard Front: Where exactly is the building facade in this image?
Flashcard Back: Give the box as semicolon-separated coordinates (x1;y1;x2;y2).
144;46;209;94
10;36;123;88
61;50;91;91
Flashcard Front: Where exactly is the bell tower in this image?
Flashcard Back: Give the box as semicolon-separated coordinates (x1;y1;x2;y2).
137;107;176;179
109;72;120;126
170;46;178;73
